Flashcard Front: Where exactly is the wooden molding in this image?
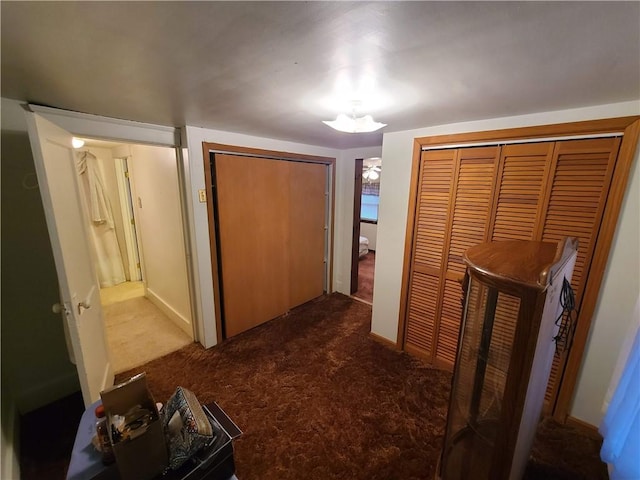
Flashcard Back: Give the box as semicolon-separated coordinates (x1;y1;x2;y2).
415;116;639;147
396;139;424;348
565;416;602;440
202;143;225;344
553;118;640;422
202;142;335;165
351;159;364;295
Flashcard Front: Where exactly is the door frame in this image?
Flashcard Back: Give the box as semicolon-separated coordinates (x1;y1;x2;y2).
114;156;143;282
28;104;202;345
350;159;364;294
202;142;336;343
398;115;640;423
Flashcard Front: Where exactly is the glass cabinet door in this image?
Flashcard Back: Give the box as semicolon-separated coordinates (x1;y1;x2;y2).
439;274;521;480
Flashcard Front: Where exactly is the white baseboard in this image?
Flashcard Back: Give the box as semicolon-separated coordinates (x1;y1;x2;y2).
145;288;193;338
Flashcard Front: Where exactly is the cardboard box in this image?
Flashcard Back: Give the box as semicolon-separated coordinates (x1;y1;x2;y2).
100;373;168;480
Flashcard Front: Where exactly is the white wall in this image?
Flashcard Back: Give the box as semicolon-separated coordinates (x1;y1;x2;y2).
371;100;640;425
129;144;193;335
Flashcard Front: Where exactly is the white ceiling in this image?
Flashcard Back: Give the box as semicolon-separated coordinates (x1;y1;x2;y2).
2;2;638;149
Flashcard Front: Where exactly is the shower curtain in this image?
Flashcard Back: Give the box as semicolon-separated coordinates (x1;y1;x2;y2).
76;151;126;288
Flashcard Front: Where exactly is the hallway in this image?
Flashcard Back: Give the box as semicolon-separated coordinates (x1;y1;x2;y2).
100;282;193;373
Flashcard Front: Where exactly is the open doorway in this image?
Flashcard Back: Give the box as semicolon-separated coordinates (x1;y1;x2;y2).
74;137;194;373
351;157;381;304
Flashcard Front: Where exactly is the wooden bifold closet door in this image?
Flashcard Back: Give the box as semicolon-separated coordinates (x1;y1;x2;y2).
213;154;326;338
403;136;622;409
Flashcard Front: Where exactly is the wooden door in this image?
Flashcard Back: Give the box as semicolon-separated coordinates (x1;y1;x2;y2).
404;146;500;367
213;154;328;338
215;154;291;337
289;161;326;307
539;137;620;407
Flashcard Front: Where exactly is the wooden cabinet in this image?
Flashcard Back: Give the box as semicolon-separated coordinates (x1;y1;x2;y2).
401;117;640;418
438;238;578;480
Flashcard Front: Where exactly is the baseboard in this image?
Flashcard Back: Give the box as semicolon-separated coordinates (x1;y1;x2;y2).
16;370;80;414
1;395;21;480
369;331;399;350
566;416;602;439
145;288;193;337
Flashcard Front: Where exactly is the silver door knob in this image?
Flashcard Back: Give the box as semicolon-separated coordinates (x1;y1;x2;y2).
52;303;64;314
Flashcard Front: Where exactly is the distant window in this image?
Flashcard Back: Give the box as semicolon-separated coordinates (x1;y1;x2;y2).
361;194;379;222
361;182;380;223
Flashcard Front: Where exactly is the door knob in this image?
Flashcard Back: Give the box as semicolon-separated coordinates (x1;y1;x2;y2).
52;303;64;314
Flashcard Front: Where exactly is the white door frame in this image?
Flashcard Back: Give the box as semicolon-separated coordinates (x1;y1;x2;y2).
30;104;204;345
114;156;142;282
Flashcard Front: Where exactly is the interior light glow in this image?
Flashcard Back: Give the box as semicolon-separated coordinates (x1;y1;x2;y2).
72;138;85;149
322;114;386;133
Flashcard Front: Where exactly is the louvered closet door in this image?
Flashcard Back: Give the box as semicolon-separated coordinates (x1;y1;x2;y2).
435;147;500;369
540;137;621;405
490;143;554;241
405;150;456;360
405;147;499;366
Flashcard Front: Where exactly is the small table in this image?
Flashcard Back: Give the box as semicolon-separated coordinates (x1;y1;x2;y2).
66;400;238;480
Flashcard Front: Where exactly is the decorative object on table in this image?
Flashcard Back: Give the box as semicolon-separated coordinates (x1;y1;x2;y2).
437;237;578;480
163;386;216;470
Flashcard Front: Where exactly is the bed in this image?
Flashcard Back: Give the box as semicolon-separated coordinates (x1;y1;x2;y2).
359;236;369;258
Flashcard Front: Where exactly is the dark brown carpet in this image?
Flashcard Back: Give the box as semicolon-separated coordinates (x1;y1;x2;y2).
20;293;608;480
353;251;375;303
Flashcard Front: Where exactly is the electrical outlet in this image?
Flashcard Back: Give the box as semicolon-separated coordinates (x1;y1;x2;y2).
198;189;207;203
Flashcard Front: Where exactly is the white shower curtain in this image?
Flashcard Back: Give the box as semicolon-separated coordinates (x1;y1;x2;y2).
76;151;126;288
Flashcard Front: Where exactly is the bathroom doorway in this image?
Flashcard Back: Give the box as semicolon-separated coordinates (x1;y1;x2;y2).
75;137;194;373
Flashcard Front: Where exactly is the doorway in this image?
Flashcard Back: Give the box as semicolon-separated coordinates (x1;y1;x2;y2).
74;137;194;373
351;157;381;304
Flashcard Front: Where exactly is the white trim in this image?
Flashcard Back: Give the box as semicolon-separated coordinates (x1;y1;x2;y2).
114;157;142;282
27;104;180;147
146;287;194;338
421;132;623;150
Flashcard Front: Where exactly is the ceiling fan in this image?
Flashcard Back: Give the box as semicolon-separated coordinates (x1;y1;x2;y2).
363;165;381;181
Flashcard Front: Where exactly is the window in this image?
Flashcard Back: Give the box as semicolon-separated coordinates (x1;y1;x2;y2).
361;182;380;223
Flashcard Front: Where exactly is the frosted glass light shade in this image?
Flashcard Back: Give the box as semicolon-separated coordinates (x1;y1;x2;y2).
323;114;386;133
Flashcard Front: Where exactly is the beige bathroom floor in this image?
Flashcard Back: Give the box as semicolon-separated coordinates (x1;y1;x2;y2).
100;282;193;374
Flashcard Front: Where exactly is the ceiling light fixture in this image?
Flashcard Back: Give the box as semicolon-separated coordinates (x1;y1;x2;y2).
363;165;381;181
72;137;85;149
323;101;386;133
